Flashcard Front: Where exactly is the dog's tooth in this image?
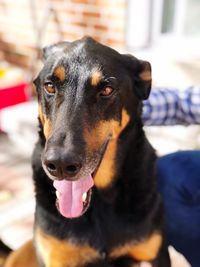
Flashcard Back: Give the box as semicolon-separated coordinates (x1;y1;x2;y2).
82;192;87;202
56;191;61;199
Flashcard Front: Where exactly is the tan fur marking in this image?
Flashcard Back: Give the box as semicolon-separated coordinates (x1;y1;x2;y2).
90;70;102;86
111;109;130;138
94;138;117;188
38;103;44;124
5;240;39;267
36;228;100;267
93;109;130;188
43;117;52;139
110;233;162;262
139;70;151;81
84;121;110;152
38;103;52;139
54;66;65;82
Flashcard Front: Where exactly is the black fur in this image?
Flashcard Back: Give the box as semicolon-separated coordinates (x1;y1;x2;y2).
32;37;171;267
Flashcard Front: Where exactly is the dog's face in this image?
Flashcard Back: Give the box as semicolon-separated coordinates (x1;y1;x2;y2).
34;37;151;218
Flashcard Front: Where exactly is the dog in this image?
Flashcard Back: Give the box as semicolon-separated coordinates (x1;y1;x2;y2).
5;37;171;267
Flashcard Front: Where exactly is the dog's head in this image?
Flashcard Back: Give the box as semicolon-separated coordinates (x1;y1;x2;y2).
34;37;151;218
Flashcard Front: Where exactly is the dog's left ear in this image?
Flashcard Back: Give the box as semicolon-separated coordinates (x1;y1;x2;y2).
123;54;152;100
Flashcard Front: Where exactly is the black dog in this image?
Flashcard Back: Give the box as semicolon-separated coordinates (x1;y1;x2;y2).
5;37;171;267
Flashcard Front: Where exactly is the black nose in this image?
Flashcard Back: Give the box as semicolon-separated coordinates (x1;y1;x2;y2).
43;148;82;179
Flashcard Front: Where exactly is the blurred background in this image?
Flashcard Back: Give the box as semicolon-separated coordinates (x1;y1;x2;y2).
0;0;200;249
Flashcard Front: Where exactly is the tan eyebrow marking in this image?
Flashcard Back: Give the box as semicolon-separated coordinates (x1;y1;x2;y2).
90;70;102;87
54;66;65;82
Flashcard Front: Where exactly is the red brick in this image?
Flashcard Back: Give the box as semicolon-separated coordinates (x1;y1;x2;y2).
70;0;88;3
83;11;101;18
0;0;126;68
106;38;125;47
87;0;109;5
72;21;88;28
94;24;108;31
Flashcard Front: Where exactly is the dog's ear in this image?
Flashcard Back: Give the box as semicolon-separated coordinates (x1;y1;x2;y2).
42;41;70;61
123;54;152;100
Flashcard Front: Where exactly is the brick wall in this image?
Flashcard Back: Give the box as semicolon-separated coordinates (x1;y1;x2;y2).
0;0;126;70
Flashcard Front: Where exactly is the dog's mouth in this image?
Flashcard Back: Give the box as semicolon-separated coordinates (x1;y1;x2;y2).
52;138;110;219
53;175;94;219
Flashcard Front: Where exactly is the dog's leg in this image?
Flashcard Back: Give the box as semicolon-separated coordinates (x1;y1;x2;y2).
4;240;39;267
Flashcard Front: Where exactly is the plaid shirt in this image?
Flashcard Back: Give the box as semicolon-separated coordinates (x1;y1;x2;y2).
143;86;200;125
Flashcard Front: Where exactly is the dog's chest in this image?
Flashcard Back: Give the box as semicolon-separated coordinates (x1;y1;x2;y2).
35;226;162;267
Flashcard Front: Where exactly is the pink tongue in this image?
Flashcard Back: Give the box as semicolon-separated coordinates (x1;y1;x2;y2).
53;175;94;218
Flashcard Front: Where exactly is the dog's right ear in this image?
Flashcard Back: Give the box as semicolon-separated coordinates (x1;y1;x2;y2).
123;54;152;100
42;41;70;61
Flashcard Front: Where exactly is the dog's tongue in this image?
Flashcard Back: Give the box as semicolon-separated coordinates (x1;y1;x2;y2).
53;175;93;218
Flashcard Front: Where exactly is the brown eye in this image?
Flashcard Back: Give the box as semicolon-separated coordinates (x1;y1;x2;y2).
100;86;114;97
44;82;56;95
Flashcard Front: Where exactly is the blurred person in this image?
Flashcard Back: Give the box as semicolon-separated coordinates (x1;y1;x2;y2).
143;85;200;267
143;86;200;126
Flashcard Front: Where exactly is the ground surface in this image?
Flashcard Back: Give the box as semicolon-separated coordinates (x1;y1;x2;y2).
0;133;34;249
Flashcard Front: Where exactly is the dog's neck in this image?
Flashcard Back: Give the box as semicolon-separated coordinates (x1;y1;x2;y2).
93;121;157;212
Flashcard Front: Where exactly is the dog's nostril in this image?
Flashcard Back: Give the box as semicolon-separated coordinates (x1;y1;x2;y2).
66;164;80;174
47;163;57;171
66;165;77;173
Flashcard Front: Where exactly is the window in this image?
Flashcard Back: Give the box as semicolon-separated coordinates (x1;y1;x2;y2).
160;0;200;37
126;0;200;53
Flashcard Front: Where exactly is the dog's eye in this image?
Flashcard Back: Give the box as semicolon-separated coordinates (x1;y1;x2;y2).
100;86;114;97
44;82;56;95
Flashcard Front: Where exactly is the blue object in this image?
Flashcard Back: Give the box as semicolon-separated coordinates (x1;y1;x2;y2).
143;86;200;125
157;151;200;267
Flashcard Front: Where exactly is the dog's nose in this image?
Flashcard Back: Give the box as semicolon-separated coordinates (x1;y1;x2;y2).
43;148;82;179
